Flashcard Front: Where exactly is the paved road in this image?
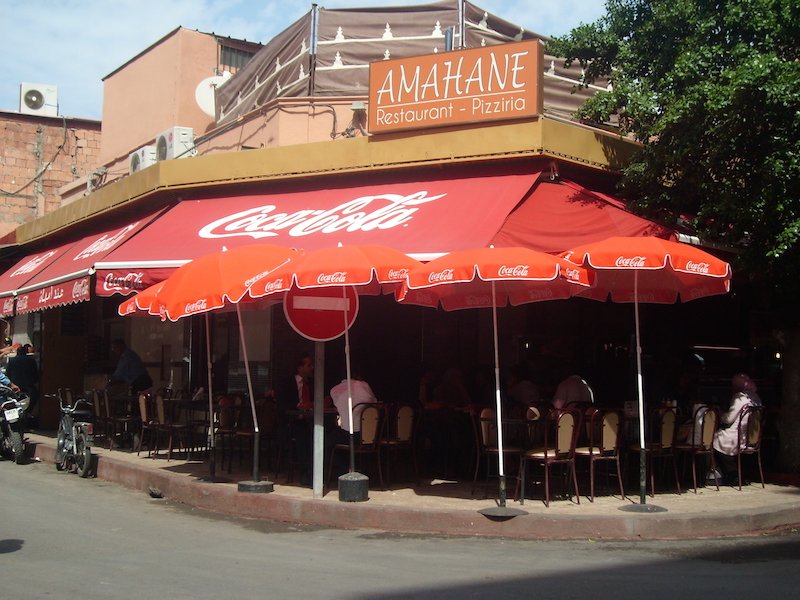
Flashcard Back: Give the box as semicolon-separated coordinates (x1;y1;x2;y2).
2;458;799;599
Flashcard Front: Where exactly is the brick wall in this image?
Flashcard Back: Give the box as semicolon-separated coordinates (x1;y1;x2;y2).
0;112;101;238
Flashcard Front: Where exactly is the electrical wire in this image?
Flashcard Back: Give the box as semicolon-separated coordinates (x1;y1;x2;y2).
0;116;69;196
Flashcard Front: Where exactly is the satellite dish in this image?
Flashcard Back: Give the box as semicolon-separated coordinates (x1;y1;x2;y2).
130;153;141;172
195;71;232;118
24;89;45;110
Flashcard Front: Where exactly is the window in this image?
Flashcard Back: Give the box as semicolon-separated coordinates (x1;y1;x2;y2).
220;45;256;73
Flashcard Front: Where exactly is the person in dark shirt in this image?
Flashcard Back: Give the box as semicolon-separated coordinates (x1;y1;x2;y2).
6;344;39;426
108;339;153;394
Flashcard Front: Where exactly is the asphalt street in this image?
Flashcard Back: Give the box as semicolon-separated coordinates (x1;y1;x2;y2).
2;458;799;599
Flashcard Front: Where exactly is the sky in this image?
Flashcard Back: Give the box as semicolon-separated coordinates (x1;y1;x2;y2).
1;0;607;120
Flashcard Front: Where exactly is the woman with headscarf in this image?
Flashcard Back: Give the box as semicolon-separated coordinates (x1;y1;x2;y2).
712;373;761;485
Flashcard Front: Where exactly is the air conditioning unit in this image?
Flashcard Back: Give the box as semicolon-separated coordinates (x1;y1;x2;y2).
19;83;58;117
155;126;195;161
129;145;157;174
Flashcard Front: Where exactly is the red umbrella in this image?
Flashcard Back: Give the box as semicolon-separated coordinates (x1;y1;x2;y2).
120;244;300;485
249;244;422;479
399;246;591;511
562;236;732;506
117;281;164;317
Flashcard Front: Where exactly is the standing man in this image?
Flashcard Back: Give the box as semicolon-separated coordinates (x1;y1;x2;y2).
108;339;153;395
275;353;314;484
7;344;39;427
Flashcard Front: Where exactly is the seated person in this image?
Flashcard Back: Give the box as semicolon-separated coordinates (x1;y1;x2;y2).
431;367;472;410
712;373;761;485
505;364;541;411
552;374;594;410
329;372;378;445
329;373;378;477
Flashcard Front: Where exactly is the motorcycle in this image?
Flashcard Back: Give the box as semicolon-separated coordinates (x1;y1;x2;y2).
0;383;29;464
55;393;94;477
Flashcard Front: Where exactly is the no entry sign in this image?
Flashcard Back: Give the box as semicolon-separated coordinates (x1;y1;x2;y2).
284;286;359;341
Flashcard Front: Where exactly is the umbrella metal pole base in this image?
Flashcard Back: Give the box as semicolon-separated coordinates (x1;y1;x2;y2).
478;505;528;520
338;471;369;502
618;503;668;513
238;480;274;494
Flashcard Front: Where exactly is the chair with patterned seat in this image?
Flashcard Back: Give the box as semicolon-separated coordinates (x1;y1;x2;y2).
518;407;582;507
135;392;160;457
630;407;682;497
675;405;720;493
575;408;625;502
154;393;190;461
734;404;766;490
327;403;385;488
380;404;418;486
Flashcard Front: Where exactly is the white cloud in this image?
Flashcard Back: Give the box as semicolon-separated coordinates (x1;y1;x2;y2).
0;0;605;119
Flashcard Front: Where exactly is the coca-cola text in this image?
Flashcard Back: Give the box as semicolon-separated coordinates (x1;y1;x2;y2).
197;191;446;240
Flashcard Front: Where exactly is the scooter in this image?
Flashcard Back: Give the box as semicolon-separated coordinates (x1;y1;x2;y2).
0;383;30;464
55;393;94;477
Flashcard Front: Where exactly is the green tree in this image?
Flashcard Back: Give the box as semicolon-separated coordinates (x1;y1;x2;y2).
549;0;800;469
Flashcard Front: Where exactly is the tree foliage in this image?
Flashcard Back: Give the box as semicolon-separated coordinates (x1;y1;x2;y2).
548;0;800;302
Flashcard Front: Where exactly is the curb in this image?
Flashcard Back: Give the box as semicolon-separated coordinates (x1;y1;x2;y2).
28;439;800;540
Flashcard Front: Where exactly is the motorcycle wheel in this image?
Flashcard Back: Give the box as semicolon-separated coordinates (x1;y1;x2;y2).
9;430;25;464
75;434;92;478
55;426;68;471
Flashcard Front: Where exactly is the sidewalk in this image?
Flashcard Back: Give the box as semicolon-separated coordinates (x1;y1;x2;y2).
26;432;800;540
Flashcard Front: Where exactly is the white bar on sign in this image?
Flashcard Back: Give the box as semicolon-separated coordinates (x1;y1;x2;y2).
293;296;350;311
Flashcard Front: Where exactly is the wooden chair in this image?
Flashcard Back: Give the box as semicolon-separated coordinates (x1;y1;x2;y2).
518;408;581;507
327;403;385;488
471;407;525;498
735;404;766;490
102;388;137;450
90;389;110;446
214;396;241;473
675;405;720;493
630;407;682;497
154;394;189;461
575;408;625;502
380;404;418;486
136;393;159;457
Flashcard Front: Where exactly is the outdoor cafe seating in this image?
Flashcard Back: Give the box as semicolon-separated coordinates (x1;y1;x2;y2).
517;407;583;507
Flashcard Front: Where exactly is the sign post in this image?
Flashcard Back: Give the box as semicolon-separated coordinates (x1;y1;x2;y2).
284;286;368;501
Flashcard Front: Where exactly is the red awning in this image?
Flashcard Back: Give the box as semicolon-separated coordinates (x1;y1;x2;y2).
5;213;161;314
0;246;75;317
490;179;675;252
95;171;540;296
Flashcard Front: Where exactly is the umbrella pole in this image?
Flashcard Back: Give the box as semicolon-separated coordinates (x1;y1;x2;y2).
491;282;507;507
478;280;525;519
236;304;260;483
634;271;647;505
343;286;355;474
205;313;216;480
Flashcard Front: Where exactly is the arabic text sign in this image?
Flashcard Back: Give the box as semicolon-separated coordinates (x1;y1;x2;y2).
368;40;543;134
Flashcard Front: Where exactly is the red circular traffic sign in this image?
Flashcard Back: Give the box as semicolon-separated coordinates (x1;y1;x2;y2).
284;286;359;342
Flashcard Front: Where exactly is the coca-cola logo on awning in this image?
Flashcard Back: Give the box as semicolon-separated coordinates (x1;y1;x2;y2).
2;297;14;314
74;223;138;261
102;272;145;292
197;191;446;240
72;278;90;299
11;251;57;277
